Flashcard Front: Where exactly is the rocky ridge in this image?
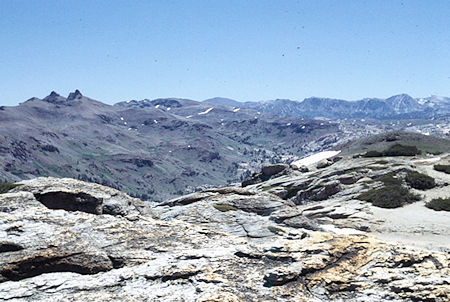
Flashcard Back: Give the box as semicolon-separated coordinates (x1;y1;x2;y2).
1;152;449;301
205;93;450;119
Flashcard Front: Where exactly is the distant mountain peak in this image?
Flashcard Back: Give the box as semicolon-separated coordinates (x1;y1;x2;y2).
49;91;60;97
203;97;243;108
67;89;83;101
43;91;66;104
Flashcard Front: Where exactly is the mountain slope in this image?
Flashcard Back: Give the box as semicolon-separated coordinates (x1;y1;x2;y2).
0;91;341;201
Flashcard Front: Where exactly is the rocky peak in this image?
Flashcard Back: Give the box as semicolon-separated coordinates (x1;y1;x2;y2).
67;89;83;101
42;91;66;104
151;98;183;108
385;93;421;113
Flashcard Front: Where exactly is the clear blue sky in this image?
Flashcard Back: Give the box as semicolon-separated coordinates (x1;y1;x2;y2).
1;0;450;105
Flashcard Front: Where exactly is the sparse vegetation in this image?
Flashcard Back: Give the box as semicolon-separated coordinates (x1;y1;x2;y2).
434;164;450;174
0;182;21;194
213;204;238;212
267;226;285;234
385;133;398;142
364;144;421;157
374;160;388;165
405;170;435;190
364;150;383;157
425;198;450;211
358;185;420;208
340;132;450;157
375;173;403;186
384;144;421;156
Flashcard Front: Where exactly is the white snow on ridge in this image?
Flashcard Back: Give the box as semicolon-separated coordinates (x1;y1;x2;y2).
120;117;124;121
186;115;193;119
155;104;160;109
198;107;214;115
291;150;341;168
233;108;240;112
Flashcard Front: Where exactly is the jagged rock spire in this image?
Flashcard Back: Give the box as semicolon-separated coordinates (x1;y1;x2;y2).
42;91;64;103
67;89;83;101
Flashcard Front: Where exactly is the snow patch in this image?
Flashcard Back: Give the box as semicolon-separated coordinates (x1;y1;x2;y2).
167;107;171;111
198;107;214;115
120;117;124;121
186;115;193;119
227;146;234;151
233;108;240;112
154;120;158;124
412;157;441;163
291;150;341;168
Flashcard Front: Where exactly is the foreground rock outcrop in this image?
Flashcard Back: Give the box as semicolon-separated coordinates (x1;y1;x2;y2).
1;176;449;301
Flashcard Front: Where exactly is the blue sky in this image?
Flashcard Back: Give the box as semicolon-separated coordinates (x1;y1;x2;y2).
1;0;450;105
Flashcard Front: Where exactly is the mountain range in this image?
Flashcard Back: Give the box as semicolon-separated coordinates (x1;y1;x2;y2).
204;94;450;119
1;90;448;201
0;90;341;201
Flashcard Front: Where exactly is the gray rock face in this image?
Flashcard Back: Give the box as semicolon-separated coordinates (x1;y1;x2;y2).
12;177;156;218
242;164;289;187
0;174;449;301
261;164;289;177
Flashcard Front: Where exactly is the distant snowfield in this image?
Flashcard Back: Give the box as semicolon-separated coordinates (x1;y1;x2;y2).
291;150;341;167
198;107;213;115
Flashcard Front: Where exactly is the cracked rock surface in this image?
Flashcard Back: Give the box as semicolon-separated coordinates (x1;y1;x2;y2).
0;175;449;301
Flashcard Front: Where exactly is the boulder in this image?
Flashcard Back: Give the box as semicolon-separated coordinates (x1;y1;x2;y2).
261;164;289;177
316;159;333;169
